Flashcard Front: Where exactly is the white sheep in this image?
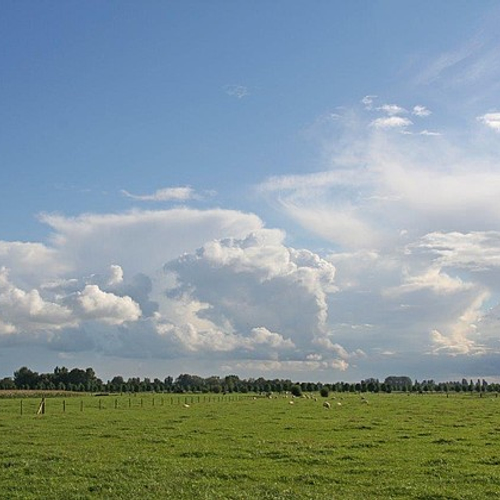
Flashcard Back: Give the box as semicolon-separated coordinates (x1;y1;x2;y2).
323;401;331;409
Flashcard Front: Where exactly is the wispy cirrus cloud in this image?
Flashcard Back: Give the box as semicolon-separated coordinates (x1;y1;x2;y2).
224;84;250;99
370;116;413;129
121;186;198;202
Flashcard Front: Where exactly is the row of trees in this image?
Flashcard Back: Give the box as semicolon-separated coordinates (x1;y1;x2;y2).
0;367;497;395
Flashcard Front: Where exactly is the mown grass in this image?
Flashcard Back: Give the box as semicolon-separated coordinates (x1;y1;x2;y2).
1;392;499;499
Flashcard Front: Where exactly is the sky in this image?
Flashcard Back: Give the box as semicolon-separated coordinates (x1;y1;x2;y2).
2;1;500;383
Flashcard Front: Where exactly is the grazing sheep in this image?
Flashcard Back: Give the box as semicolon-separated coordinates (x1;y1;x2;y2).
289;400;295;405
337;402;342;406
323;401;331;409
183;403;190;408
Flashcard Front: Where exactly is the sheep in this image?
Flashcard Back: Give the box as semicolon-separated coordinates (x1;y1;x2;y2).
183;403;190;408
323;401;331;409
289;400;295;405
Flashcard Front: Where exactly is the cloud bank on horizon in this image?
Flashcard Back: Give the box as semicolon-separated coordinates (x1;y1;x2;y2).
2;2;500;381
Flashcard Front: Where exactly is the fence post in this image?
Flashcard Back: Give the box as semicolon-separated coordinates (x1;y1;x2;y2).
37;398;46;415
63;400;66;413
20;400;23;416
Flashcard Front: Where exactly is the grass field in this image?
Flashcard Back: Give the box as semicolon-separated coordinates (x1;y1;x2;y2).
1;391;499;499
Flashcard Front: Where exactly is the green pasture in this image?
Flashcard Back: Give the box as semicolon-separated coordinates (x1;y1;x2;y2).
1;392;499;499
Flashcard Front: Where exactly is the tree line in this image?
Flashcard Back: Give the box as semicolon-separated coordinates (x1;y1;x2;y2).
0;366;498;395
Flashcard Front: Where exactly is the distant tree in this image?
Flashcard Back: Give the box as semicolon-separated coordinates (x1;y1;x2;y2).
14;366;40;389
291;384;302;397
320;387;329;398
0;377;15;390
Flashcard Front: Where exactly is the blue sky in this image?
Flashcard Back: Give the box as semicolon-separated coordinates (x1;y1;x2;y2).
2;1;500;382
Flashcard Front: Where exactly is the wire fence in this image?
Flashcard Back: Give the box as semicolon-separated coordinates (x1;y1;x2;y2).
0;392;253;417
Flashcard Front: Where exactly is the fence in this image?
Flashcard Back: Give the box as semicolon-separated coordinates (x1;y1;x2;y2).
0;392;250;417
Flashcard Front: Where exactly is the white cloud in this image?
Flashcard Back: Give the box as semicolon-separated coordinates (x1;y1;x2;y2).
387;267;474;296
225;358;349;374
370;116;413;129
361;95;377;110
412;231;500;271
107;265;124;287
412;105;432;117
76;285;141;325
478;112;500;131
377;104;407;116
155;229;352;367
430;292;489;356
39;208;263;276
248;327;295;350
0;319;16;335
418;130;441;136
224;84;249;99
0;267;76;332
121;186;198;202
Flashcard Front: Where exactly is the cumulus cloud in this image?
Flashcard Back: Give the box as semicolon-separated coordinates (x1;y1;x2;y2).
0;267;76;332
75;285;141;325
121;186;198;202
107;265;124;286
156;229;351;367
39;208;263;276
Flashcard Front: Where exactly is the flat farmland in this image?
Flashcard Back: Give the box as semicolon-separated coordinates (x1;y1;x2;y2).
1;392;499;499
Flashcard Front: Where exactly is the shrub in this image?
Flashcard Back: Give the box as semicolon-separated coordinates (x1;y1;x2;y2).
320;387;329;398
291;385;302;397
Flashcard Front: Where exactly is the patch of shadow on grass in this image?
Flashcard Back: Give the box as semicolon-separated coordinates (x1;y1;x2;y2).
432;438;455;445
179;450;217;459
478;456;500;466
263;450;292;461
349;442;379;449
416;494;461;500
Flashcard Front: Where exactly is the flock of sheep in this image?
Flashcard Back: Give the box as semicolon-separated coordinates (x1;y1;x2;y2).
182;393;370;409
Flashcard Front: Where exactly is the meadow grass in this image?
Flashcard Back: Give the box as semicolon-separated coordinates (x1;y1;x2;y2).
1;392;499;499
